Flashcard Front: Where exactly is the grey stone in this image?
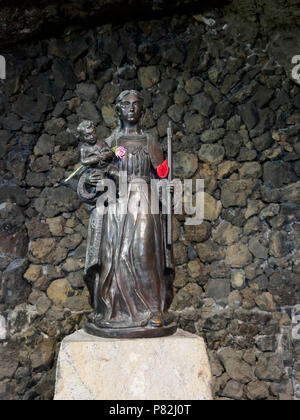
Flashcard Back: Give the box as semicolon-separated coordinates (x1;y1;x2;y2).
227;115;241;131
153;94;171;118
259;203;280;220
201;128;225;143
171;283;203;310
207;261;231;279
222;208;246;227
75;83;98;102
279;182;300;203
251;109;275;137
215;100;234;120
184;222;211;242
174;88;190;104
294;161;300;178
225;243;252;268
187;246;198;260
211;118;224;129
196;240;225;263
239;162;262;179
223;132;243;158
13;94;45;122
263;161;293;188
245;200;265;220
173;242;188;265
31;156;51;173
237;148;257;162
173;151;198;178
167;104;184;123
44;118;66;135
52;58;77;89
208;64;224;85
157;113;170;137
158;78;177;94
52;150;79;168
218;348;254;384
244;215;263;235
212;221;241;246
79;102;101;124
54;131;77;148
34;134;55;156
198;144;225;164
207;278;231;301
255;335;277;352
269;231;288;257
185;77;203;95
98;84;120;105
221;379;244;400
255;292;276;312
0;185;29;207
184;112;208;134
25;171;47;187
138;66;160;89
2;114;22;131
221;73;241;95
221;179;257;208
191;93;215;117
245;380;269;400
34;186;80;218
238;102;258;130
229;81;258;105
252;132;273;152
173;265;189;289
2;259;30;308
255;354;283;381
248;237;268;259
228;290;242;308
252;86;274;108
162;44;185;64
204;81;222;103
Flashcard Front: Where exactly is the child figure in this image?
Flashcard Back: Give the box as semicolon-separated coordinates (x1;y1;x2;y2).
77;120;119;182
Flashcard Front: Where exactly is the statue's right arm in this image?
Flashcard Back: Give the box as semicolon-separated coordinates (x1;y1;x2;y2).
80;146;100;166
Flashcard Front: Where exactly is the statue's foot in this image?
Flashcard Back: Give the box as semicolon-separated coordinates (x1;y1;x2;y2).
88;312;97;323
149;312;163;328
88;312;103;325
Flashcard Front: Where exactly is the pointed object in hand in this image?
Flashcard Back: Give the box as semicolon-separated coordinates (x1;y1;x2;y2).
64;165;85;183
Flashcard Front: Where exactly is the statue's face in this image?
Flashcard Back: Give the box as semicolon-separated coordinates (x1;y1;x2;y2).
83;123;97;144
117;93;143;125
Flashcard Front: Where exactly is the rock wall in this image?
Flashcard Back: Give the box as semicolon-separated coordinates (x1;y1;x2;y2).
0;4;300;400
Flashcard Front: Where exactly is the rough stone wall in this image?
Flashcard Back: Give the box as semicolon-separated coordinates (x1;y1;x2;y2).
0;6;299;400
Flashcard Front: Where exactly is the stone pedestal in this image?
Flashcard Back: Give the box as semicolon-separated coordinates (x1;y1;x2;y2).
54;329;213;400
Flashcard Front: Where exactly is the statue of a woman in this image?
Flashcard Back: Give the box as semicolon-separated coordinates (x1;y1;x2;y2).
77;90;176;338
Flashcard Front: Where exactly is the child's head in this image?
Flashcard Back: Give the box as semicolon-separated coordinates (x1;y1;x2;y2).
77;120;96;144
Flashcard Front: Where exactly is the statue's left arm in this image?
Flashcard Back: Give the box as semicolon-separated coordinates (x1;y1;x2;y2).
148;132;164;170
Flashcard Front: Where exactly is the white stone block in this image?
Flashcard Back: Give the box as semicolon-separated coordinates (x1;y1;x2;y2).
54;329;213;400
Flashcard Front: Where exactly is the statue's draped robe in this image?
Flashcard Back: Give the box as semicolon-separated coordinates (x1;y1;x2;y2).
78;131;174;328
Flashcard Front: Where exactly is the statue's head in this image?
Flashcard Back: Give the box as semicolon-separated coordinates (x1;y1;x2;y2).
77;120;97;144
115;90;144;128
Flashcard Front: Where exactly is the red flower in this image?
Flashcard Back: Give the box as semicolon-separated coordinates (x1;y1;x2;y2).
157;159;169;178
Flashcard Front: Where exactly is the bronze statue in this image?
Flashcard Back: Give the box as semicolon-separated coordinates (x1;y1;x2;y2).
77;90;176;338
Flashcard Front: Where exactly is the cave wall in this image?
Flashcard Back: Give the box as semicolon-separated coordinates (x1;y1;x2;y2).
0;1;300;400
